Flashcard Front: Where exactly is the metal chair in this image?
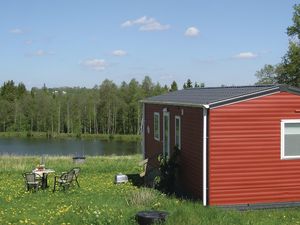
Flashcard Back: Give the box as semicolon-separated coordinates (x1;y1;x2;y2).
72;167;80;187
53;167;81;192
139;158;148;178
53;169;75;192
23;172;41;191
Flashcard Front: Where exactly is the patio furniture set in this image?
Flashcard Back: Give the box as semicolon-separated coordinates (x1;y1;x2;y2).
23;165;80;192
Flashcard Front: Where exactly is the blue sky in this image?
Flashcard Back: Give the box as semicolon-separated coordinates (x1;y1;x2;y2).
0;0;298;88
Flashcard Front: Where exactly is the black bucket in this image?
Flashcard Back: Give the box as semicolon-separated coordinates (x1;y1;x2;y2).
72;156;86;164
136;211;168;225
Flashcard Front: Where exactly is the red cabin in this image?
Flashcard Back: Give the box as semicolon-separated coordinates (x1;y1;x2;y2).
142;85;300;208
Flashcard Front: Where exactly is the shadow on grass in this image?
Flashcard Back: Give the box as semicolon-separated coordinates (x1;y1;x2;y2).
126;173;144;187
126;172;198;204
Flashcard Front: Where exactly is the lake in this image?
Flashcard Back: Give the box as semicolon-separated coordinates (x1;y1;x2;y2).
0;137;141;156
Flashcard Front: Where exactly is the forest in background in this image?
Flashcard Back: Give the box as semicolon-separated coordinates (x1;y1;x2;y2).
0;76;185;136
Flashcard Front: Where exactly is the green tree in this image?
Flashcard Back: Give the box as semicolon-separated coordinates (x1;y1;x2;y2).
183;79;193;89
186;79;192;88
99;79;119;134
255;4;300;86
117;82;129;134
170;81;178;91
141;76;154;97
277;41;300;86
287;4;300;39
255;64;278;85
194;82;205;88
0;99;10;131
1;80;17;102
153;83;167;96
127;79;142;134
17;83;26;99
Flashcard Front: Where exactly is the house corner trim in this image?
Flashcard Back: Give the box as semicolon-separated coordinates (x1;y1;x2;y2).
203;107;208;206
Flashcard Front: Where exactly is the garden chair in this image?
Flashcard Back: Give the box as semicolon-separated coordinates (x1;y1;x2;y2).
53;167;81;191
53;169;75;192
127;158;148;187
23;172;41;191
139;158;148;178
139;158;158;187
71;167;80;187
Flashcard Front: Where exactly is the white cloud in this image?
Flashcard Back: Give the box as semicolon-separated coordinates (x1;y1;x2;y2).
24;40;33;45
9;28;25;34
121;16;154;27
185;27;199;37
80;58;107;71
31;49;54;57
25;49;55;57
140;22;170;31
121;20;132;27
112;50;127;56
121;16;170;31
233;52;258;59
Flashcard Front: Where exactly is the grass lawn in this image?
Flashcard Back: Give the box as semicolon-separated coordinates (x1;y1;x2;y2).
0;155;300;225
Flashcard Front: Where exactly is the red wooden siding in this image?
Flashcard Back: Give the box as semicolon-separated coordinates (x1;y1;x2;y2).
209;92;300;205
144;104;203;198
144;104;163;169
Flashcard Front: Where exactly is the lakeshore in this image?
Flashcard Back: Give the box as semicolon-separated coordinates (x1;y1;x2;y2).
0;132;141;142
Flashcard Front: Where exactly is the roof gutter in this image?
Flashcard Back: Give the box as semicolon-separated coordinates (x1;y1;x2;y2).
209;87;279;109
141;100;210;109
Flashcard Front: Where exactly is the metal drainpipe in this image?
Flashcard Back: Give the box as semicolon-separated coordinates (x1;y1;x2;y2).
202;106;208;206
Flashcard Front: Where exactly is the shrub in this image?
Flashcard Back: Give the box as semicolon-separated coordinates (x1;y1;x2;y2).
155;146;180;195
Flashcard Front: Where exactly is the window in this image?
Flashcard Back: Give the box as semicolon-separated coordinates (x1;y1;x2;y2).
175;116;181;149
154;112;160;141
281;120;300;159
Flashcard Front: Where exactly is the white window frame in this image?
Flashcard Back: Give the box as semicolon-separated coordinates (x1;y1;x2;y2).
154;112;160;141
175;116;181;149
281;119;300;160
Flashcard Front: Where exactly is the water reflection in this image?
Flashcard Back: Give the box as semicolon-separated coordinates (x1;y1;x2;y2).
0;137;141;156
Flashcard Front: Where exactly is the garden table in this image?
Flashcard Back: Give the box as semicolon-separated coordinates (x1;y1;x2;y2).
32;168;55;189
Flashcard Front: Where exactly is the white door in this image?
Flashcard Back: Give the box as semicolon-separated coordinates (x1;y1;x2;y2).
163;111;170;157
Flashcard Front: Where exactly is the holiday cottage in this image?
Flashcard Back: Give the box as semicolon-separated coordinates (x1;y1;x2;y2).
141;85;300;208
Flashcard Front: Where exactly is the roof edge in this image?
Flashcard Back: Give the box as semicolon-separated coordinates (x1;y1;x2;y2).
209;86;280;108
140;100;209;108
141;85;300;109
279;84;300;95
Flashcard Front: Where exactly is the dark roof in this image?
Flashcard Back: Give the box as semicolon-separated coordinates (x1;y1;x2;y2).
142;85;300;108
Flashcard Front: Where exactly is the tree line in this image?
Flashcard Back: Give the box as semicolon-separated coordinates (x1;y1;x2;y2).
0;77;170;135
0;74;206;136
